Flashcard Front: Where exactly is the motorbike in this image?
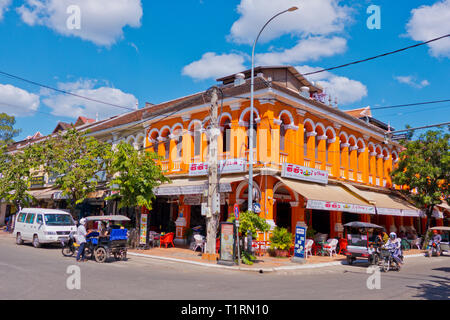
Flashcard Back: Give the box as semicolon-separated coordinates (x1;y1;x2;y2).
61;232;92;259
380;245;403;272
427;241;441;257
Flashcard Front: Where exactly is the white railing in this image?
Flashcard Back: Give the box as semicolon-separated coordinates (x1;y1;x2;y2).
279;153;288;165
304;159;311;168
172;160;182;171
369;175;373;184
383;179;387;187
326;164;333;176
348;170;355;181
340;168;346;178
376;177;380;186
357;172;363;182
315;162;321;170
161;160;169;171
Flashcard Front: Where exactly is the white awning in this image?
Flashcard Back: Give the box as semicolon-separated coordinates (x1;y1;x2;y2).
340;183;422;217
278;177;375;214
154;176;243;196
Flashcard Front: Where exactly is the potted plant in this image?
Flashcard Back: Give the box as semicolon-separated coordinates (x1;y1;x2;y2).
269;227;294;257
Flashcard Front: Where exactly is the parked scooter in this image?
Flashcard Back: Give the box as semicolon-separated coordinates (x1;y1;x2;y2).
61;232;92;258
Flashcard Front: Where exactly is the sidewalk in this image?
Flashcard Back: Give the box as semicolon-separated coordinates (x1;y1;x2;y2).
128;245;426;272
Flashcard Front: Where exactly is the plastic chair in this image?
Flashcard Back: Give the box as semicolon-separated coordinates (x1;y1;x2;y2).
192;234;205;252
159;232;175;248
323;238;338;257
305;239;314;258
216;238;220;254
338;238;348;254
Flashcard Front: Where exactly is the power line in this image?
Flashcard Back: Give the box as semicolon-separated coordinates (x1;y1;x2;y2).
371;99;450;111
0;70;136;112
303;34;450;76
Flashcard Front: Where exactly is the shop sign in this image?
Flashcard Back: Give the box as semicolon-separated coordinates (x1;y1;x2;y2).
294;226;307;259
30;176;45;188
306;200;375;214
376;207;402;216
184;195;202;205
281;163;328;184
139;213;148;245
189;159;245;176
402;209;422;217
52;191;69;200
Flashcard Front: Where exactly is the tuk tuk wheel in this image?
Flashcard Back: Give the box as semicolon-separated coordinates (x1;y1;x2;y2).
346;256;354;265
94;247;108;263
121;250;127;261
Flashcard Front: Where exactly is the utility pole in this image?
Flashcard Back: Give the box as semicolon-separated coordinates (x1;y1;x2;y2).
205;87;220;255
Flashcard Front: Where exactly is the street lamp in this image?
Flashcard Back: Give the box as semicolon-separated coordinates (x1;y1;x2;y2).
247;6;299;212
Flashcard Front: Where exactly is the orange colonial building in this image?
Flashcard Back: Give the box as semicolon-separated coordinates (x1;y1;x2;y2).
134;66;443;242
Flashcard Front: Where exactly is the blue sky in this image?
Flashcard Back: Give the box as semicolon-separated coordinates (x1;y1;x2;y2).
0;0;449;141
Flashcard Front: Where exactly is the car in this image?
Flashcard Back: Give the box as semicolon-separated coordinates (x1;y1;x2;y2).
14;208;77;248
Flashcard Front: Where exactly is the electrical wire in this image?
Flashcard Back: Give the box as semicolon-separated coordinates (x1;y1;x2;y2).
302;34;450;76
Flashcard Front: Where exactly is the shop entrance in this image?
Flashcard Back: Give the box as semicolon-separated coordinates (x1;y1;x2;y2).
149;197;171;232
276;202;292;232
311;210;330;235
190;205;206;235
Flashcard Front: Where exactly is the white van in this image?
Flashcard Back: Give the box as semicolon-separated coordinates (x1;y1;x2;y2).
14;208;77;248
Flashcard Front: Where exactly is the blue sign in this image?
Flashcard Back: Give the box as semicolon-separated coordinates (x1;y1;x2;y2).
234;204;240;220
253;203;261;214
294;226;307;259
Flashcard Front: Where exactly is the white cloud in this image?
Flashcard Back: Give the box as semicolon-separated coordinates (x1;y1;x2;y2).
0;83;40;117
255;36;347;65
406;0;450;58
42;79;138;120
394;75;430;89
182;52;246;81
17;0;143;46
296;65;368;105
0;0;11;21
229;0;352;45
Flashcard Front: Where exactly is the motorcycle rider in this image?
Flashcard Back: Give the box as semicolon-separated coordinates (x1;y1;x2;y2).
429;230;442;256
385;232;403;267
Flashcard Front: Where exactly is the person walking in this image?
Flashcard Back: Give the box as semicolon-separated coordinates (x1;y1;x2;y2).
76;218;88;262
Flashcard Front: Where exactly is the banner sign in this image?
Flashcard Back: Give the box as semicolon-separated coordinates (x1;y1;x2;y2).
307;199;375;214
30;176;45;188
139;213;148;245
189;159;246;176
281;163;328;184
294;226;307;259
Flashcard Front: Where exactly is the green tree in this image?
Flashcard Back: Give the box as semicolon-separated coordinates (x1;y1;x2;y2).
30;129;113;215
106;141;168;211
227;211;270;237
0;113;21;145
0;146;38;211
391;129;449;232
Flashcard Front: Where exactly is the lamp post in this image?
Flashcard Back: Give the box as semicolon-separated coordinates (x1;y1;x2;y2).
247;6;299;212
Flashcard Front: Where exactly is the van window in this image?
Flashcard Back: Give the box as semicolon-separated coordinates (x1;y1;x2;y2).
25;213;35;224
36;214;43;224
17;212;27;223
44;214;74;226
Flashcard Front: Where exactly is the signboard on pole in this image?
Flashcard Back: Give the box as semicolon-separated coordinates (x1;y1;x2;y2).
217;222;236;266
234;203;240;220
292;225;307;263
139;213;148;245
189;159;246;176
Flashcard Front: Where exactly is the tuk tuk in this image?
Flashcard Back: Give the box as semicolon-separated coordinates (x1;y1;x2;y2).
428;226;450;256
84;215;130;263
343;221;385;265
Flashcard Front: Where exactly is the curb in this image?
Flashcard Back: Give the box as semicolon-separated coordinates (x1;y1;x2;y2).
128;251;428;273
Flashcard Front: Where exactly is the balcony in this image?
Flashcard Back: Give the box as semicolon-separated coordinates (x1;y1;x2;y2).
357;172;363;183
315;161;322;170
161;160;169;172
376;177;380;186
172;159;182;172
304;158;311;168
369;175;373;185
348;169;355;181
326;164;333;177
279;152;288;166
340;167;346;179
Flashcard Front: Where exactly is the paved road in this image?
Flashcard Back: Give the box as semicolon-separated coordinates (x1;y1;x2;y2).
0;236;448;300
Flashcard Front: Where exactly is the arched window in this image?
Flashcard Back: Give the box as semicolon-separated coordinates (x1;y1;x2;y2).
222;118;231;153
280;122;286;151
193;123;202;157
304;128;308;157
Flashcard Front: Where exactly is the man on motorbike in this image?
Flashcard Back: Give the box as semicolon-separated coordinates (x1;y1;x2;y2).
429;230;442;256
385;232;403;267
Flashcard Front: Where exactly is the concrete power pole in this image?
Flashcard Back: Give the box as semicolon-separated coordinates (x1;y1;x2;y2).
205;87;220;255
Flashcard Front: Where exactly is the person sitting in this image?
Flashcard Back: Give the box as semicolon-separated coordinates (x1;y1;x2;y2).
100;221;110;237
430;230;442;255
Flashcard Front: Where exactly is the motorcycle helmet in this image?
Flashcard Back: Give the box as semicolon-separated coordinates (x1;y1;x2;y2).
389;232;397;239
79;218;86;225
433;230;438;234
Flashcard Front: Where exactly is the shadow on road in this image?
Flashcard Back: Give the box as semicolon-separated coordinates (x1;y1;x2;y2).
407;275;450;300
